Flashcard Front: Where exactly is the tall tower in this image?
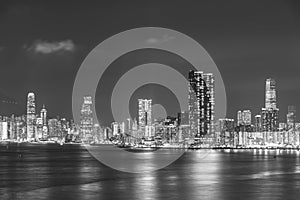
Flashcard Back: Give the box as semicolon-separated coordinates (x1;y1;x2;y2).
26;92;36;140
237;110;251;126
202;73;215;135
261;78;279;133
265;78;276;109
287;105;296;131
188;70;213;139
80;96;94;143
254;115;262;132
138;99;152;137
40;104;47;126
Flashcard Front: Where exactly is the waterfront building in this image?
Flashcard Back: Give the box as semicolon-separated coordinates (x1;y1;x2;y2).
36;117;43;139
111;122;119;136
265;78;277;109
237;110;251;126
138;99;152;137
260;78;279;144
254;115;262;132
80;96;94;143
188;70;214;141
48;118;59;140
218;118;235;146
26;92;36;141
178;111;191;141
287;105;296;131
0;121;8;140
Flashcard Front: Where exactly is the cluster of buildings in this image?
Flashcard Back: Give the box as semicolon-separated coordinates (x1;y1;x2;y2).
0;70;299;148
106;70;216;146
0;92;79;142
216;78;300;148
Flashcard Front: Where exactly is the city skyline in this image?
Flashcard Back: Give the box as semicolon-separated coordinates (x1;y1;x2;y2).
1;1;300;125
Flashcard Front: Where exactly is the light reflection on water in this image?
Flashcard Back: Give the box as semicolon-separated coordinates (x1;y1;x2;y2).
1;144;300;200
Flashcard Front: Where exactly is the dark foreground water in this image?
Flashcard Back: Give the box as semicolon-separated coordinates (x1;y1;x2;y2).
1;144;300;200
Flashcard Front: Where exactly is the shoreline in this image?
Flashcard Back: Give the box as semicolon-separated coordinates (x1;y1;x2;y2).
1;141;300;150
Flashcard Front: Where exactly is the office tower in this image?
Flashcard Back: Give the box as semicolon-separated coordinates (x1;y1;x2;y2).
287;105;296;131
111;122;119;135
178;111;190;140
0;121;8;140
48;118;59;139
265;78;276;109
36;117;43;139
219;118;235;146
119;122;125;134
261;108;279;132
93;123;102;142
202;73;215;135
242;110;251;125
237;111;243;126
188;70;213;138
26;92;36;140
60;118;69;138
9;115;17;140
80;96;94;142
40;104;47;126
261;79;279;133
254;115;262;132
178;111;189;126
132;118;138;131
138;99;152;137
126;118;131;133
237;110;251;126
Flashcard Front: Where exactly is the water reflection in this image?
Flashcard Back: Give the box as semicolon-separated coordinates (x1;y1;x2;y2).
1;144;300;199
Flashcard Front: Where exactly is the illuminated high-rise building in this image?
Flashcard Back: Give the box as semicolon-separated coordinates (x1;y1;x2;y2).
254;115;262;132
261;78;279;132
40;104;47;126
80;96;94;143
138;99;152;137
0;121;8;140
36;117;43;139
265;78;276;109
261;108;279;132
237;110;251;126
188;70;213;138
219;118;235;146
287;105;296;131
26;92;36;140
237;110;243;126
202;73;215;134
111;122;119;135
48;118;59;139
126;118;131;133
40;105;48;139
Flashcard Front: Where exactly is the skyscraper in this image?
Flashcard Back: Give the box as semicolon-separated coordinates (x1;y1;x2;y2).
202;73;215;135
237;110;251;126
254;115;262;132
0;121;8;140
237;110;243;126
265;78;276;109
138;99;152;137
40;104;47;126
287;105;296;131
219;118;235;146
188;70;213;139
26;92;36;141
261;78;279;132
261;108;279;132
80;96;94;143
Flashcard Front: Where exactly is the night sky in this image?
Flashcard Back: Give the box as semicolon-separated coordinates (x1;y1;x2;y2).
1;0;300;126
